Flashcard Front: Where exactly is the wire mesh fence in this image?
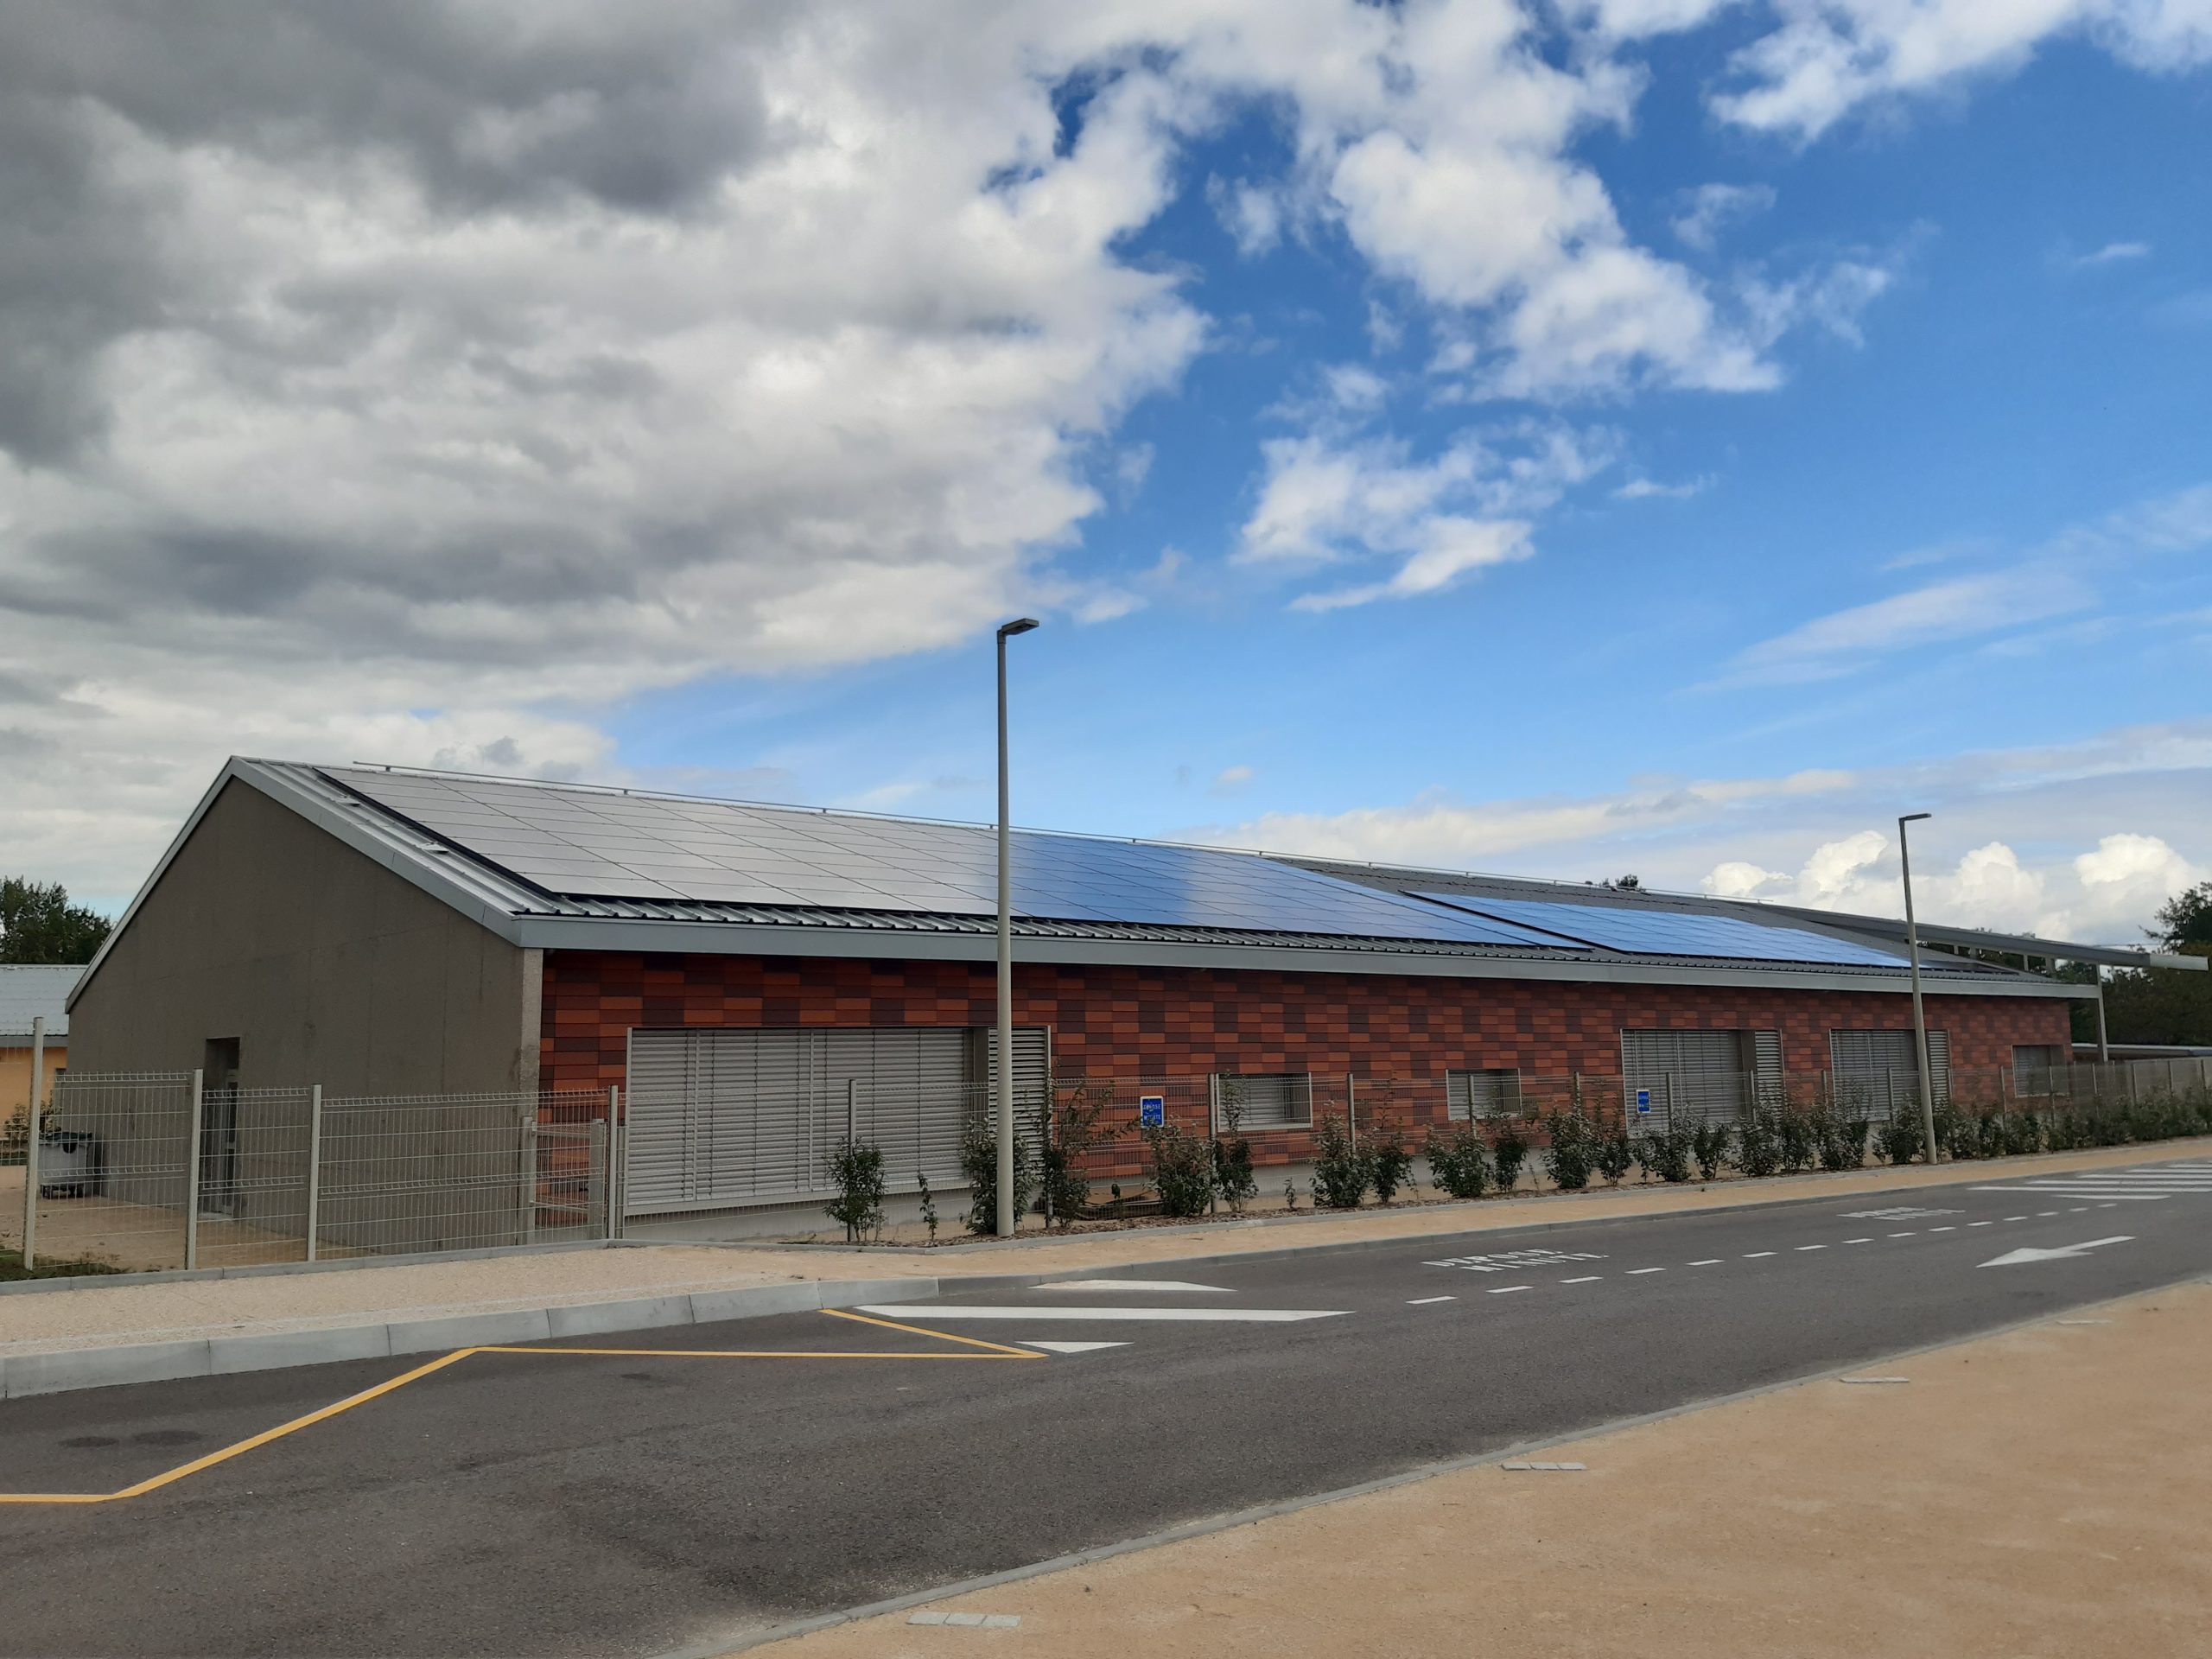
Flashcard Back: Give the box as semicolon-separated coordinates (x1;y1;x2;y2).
11;1079;617;1274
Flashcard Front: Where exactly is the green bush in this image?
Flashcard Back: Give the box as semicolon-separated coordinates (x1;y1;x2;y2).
1638;1122;1697;1184
1144;1122;1216;1217
1876;1112;1923;1166
1596;1128;1635;1186
1312;1114;1370;1209
824;1140;887;1243
1541;1109;1599;1192
960;1117;1038;1235
1211;1135;1257;1213
916;1171;939;1243
1491;1111;1530;1193
1775;1108;1818;1173
1366;1118;1415;1205
1808;1103;1868;1173
1424;1120;1491;1199
1735;1109;1781;1178
1999;1109;2042;1157
1690;1121;1732;1181
1039;1089;1114;1225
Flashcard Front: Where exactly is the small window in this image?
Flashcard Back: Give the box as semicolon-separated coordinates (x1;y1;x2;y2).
1213;1072;1313;1130
1446;1068;1522;1120
2012;1044;2064;1097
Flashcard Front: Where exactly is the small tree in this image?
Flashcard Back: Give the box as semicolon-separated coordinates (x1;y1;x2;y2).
916;1171;939;1243
1366;1114;1414;1204
1541;1109;1599;1192
1690;1121;1732;1181
824;1140;887;1243
1596;1125;1635;1186
1490;1103;1531;1193
959;1116;1038;1236
1040;1084;1113;1226
0;878;111;965
1211;1085;1258;1215
1144;1121;1216;1218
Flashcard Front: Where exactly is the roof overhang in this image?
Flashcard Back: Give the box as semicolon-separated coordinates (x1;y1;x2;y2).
1721;901;2208;974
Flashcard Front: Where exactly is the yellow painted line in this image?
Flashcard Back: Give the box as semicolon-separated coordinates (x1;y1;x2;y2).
0;1312;1038;1507
819;1306;1046;1359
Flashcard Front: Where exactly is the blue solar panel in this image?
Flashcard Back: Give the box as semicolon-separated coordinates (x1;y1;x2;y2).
1408;892;1908;967
327;768;1587;946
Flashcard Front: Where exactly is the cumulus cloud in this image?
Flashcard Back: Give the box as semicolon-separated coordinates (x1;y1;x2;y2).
2072;240;2152;267
1711;1;2212;140
1671;182;1778;251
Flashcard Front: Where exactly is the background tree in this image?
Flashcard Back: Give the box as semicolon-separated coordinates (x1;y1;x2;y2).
2089;880;2212;1046
0;879;112;964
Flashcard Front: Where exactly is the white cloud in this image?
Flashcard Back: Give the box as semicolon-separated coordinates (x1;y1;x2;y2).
1729;569;2096;683
1712;1;2212;141
1672;181;1777;251
2073;239;2152;266
1615;474;1713;499
1210;764;1256;794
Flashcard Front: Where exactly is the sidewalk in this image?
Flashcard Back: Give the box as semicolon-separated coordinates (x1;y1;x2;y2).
746;1276;2212;1659
3;1138;2206;1395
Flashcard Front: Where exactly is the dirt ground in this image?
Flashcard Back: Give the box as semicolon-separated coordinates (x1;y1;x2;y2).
756;1279;2211;1659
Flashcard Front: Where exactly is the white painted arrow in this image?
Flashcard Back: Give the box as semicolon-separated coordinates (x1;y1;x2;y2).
1979;1236;2133;1268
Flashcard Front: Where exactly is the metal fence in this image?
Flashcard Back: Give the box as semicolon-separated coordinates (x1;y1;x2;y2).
13;1075;616;1274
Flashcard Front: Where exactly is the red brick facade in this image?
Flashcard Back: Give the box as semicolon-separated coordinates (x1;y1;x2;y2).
543;947;2073;1118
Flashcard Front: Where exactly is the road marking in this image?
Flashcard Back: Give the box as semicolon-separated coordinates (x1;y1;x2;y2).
2057;1319;2112;1326
1842;1238;1872;1245
855;1304;1347;1323
1688;1259;1723;1266
1627;1267;1665;1274
1488;1285;1533;1295
2006;1215;2027;1221
1980;1236;2133;1269
1407;1295;1457;1305
1043;1280;1231;1294
2037;1211;2059;1217
1560;1275;1603;1284
1796;1244;1827;1251
1888;1231;1916;1237
1020;1340;1128;1354
1929;1226;1956;1232
0;1312;1036;1508
1840;1376;1910;1386
1501;1461;1586;1471
2069;1206;2088;1212
1967;1221;1992;1227
1744;1251;1776;1258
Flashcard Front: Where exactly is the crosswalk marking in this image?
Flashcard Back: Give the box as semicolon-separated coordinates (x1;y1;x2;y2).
1972;1160;2212;1203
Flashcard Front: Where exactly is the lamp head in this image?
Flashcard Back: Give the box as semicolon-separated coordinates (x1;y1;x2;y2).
1899;811;1932;825
997;617;1041;639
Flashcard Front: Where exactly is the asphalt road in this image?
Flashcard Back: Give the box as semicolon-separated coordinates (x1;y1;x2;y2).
3;1155;2209;1658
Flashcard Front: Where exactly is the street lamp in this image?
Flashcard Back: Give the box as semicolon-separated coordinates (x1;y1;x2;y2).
1898;811;1939;1166
995;617;1040;1236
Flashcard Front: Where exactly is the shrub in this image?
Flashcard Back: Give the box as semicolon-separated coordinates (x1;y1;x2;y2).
1211;1135;1258;1213
824;1140;887;1243
1734;1110;1781;1178
1876;1112;1923;1166
1775;1108;1818;1173
1639;1122;1696;1184
1691;1121;1732;1181
916;1171;939;1243
960;1117;1038;1235
1144;1122;1216;1218
1541;1109;1599;1192
1424;1121;1491;1200
1312;1114;1370;1209
1366;1116;1415;1205
1596;1128;1635;1187
1808;1102;1868;1173
1999;1109;2042;1158
1039;1088;1114;1226
1491;1111;1530;1193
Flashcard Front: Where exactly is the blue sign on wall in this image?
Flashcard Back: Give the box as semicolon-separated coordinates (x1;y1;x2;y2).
1138;1095;1165;1128
1635;1088;1652;1115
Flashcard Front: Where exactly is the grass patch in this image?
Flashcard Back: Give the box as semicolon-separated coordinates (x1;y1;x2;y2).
0;1248;124;1283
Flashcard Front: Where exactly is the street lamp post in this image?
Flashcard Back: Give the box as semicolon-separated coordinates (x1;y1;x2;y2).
1898;811;1940;1166
995;617;1040;1236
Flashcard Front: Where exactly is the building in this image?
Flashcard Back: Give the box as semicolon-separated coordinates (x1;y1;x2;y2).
68;759;2108;1234
2;965;77;1129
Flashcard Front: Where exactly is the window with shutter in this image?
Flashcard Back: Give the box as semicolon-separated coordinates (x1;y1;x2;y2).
1619;1029;1751;1123
2012;1044;2064;1097
1213;1072;1313;1128
1828;1029;1948;1117
1446;1068;1522;1120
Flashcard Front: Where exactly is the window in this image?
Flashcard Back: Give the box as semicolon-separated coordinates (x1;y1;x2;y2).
2012;1044;2065;1097
1618;1029;1774;1122
1829;1029;1949;1112
1212;1072;1313;1130
1446;1068;1522;1120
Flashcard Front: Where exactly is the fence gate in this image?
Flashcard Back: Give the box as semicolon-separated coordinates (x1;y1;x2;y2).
621;1026;1046;1219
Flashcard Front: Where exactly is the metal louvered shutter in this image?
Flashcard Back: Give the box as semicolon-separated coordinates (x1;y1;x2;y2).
1619;1030;1748;1125
1220;1072;1313;1128
1447;1069;1521;1120
1828;1028;1948;1117
623;1026;1023;1217
1751;1030;1783;1107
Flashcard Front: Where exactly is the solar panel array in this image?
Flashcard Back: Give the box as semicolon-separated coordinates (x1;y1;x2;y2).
1408;891;1910;968
324;768;1582;947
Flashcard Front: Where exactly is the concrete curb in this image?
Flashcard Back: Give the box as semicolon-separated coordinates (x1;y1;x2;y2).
0;1275;957;1401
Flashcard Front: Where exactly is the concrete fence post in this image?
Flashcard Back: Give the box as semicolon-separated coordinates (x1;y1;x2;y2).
604;1086;620;1240
304;1084;324;1262
520;1109;539;1247
183;1069;205;1271
21;1015;43;1271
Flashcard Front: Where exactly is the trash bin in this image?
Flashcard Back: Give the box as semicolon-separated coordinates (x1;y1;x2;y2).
36;1130;100;1199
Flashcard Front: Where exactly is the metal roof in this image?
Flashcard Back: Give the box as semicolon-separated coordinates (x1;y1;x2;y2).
0;965;80;1041
69;759;2096;1007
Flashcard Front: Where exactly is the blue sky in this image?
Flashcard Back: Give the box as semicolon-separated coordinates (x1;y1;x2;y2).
0;3;2206;941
